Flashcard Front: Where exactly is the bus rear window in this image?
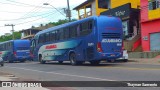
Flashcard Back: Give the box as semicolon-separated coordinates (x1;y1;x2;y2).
17;47;29;50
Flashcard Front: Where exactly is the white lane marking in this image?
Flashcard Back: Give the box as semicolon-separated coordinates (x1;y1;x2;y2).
5;66;115;81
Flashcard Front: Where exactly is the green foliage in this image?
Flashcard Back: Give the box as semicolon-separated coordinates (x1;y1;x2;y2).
0;19;77;42
0;32;21;42
50;19;77;26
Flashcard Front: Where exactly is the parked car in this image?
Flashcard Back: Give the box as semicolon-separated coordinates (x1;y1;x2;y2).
116;50;128;62
0;57;4;66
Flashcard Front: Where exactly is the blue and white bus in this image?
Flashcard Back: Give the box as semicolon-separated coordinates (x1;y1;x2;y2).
0;40;31;63
31;16;123;65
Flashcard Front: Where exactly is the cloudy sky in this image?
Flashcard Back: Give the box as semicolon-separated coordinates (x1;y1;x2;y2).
0;0;86;35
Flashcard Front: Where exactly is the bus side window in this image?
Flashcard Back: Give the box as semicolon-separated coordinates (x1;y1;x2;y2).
56;30;60;41
42;34;46;43
38;34;44;44
80;20;93;36
81;22;88;36
46;33;50;42
59;29;64;40
50;31;56;42
88;20;93;33
77;24;81;36
70;25;77;38
88;20;93;30
64;27;70;39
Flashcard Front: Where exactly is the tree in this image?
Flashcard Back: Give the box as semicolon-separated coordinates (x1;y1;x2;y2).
0;31;21;42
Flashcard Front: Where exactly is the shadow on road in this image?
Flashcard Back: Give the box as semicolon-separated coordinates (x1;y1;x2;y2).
39;61;126;67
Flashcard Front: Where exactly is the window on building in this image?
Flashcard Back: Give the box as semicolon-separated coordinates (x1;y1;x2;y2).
149;0;160;10
98;0;110;9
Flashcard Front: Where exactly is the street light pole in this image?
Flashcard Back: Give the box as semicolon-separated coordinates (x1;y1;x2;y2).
43;2;71;22
67;0;71;22
5;24;15;40
43;3;66;17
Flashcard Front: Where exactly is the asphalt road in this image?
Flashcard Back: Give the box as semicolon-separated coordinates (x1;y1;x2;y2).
1;61;160;90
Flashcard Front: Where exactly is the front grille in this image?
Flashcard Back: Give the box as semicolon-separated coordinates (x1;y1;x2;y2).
102;33;120;38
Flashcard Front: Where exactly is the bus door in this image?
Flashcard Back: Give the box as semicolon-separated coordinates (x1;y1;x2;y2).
30;39;37;60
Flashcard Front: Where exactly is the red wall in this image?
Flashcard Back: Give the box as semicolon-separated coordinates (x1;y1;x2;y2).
140;0;149;22
141;19;160;51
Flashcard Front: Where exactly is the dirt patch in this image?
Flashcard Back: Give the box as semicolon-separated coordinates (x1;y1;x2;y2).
128;58;160;64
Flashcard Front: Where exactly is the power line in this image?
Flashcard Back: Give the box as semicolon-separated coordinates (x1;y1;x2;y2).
0;10;63;27
18;0;53;21
2;0;51;9
0;10;43;14
43;3;66;17
0;11;54;21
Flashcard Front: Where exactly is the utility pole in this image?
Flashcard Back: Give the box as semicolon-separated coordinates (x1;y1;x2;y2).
5;24;15;40
67;0;71;22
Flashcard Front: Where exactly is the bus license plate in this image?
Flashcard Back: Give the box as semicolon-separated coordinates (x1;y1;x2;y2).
110;54;115;56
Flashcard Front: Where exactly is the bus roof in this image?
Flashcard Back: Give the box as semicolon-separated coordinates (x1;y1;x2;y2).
0;39;30;44
35;16;98;36
35;15;120;37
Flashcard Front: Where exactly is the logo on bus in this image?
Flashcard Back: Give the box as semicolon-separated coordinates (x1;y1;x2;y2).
45;45;57;49
102;39;122;43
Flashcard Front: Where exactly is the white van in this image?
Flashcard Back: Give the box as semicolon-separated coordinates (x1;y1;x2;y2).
116;50;128;62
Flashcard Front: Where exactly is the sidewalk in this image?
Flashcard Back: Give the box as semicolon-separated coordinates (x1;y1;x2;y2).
128;58;160;64
0;72;49;90
0;72;75;90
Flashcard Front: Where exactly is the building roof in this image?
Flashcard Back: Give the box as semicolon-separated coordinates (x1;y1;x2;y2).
73;0;94;10
20;29;41;32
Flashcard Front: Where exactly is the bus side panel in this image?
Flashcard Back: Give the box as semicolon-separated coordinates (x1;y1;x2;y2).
38;40;82;61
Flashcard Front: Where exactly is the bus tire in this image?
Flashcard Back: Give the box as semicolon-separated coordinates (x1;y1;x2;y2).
39;55;46;64
1;63;4;66
90;61;100;65
8;59;13;63
123;59;128;62
58;61;63;64
69;53;78;66
20;60;26;63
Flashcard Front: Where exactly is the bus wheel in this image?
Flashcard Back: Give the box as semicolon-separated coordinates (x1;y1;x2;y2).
90;61;100;65
1;63;4;66
39;55;46;64
20;60;25;63
123;59;128;62
58;61;63;64
69;53;78;66
9;61;13;63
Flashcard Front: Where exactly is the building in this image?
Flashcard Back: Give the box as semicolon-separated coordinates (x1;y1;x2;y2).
20;23;54;40
101;3;140;40
73;0;140;19
20;29;42;40
74;0;141;52
4;33;11;36
141;0;160;51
